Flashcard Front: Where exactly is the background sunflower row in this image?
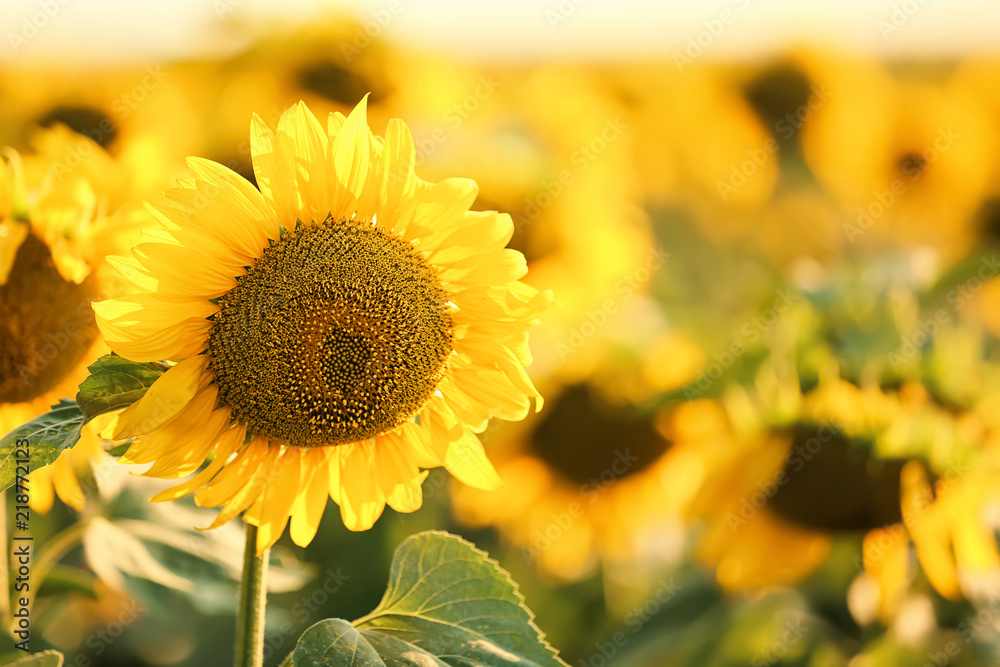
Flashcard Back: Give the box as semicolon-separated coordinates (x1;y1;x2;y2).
4;14;1000;667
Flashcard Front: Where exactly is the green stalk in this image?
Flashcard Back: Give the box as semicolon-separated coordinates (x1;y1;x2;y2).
235;524;269;667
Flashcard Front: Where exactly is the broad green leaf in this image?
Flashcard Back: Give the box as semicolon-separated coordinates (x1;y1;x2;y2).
292;531;567;667
75;353;165;423
7;650;64;666
0;398;84;492
0;355;163;492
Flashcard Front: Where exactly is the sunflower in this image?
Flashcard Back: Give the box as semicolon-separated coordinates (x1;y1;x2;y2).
451;332;704;582
379;57;556;265
492;65;656;382
953;58;1000;220
802;66;997;260
1;128;142;512
0;63;201;194
186;14;400;186
93;98;551;554
677;374;1000;623
611;63;777;211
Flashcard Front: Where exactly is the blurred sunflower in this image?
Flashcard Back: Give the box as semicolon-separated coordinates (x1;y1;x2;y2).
947;59;1000;235
0;66;133;151
731;49;883;167
189;14;400;185
612;64;777;212
1;128;142;512
675;374;1000;623
0;64;201;195
94;98;551;553
506;66;657;381
381;56;554;263
452;332;705;581
802;69;997;260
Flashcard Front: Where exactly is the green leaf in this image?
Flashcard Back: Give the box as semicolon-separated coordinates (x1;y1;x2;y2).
7;650;64;666
0;355;164;494
0;398;84;492
75;353;165;423
292;531;567;667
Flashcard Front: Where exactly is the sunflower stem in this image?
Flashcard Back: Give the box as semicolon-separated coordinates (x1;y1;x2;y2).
235;523;268;667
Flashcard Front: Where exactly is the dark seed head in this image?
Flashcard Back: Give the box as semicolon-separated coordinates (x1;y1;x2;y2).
0;234;99;403
207;217;453;447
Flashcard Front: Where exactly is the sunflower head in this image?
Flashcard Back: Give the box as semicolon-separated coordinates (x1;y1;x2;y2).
0;136;113;405
95;97;551;552
0;130;146;513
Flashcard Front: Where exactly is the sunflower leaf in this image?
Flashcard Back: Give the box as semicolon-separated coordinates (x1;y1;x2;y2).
291;530;567;667
0;398;84;492
5;650;64;666
75;353;166;423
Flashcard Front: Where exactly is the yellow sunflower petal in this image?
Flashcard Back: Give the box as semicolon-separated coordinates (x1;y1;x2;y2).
150;424;245;502
277;101;330;223
106;255;158;293
863;525;909;621
429;211;514;261
101;317;210;362
252;448;302;553
379;119;417;231
289;448;331;547
200;440;278;530
395;421;440;469
386;471;428;514
327;111;346;136
326;446;343;504
454;337;541;410
139;405;231;478
444;426;503;491
438;249;528;286
251;113;301;225
196;437;270;509
329;94;372;211
450;368;532;422
402;178;479;243
184;157;280;256
903;462;962;600
374;434;423;505
132;242;238;298
337;441;385;531
120;386;219;465
96;292;217;331
109;354;209;439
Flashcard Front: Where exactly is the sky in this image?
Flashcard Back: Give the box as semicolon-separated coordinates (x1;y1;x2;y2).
0;0;997;64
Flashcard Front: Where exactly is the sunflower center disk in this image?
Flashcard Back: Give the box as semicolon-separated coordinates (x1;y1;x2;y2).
529;384;670;485
768;424;905;532
208;218;453;447
0;234;99;404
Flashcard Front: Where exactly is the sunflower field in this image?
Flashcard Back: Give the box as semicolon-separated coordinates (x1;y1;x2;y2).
3;3;1000;667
